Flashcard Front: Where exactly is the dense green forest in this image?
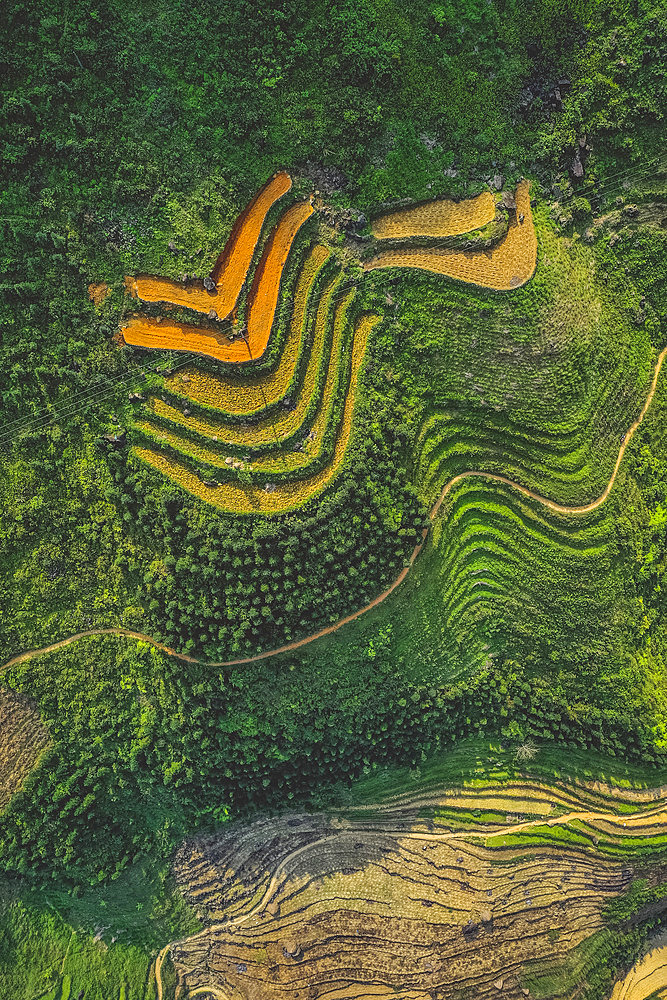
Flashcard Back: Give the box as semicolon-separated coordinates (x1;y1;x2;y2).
2;0;667;995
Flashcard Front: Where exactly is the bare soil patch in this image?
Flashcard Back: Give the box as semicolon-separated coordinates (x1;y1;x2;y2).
164;780;667;1000
0;686;50;813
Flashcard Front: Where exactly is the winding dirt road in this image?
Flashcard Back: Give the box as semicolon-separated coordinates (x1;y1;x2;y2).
153;792;667;1000
2;347;665;677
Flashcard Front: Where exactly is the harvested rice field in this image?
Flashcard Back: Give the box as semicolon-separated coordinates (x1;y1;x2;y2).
610;931;667;1000
243;199;315;360
365;181;537;289
0;687;50;814
159;775;667;1000
139;271;343;450
121;198;313;364
120;315;243;363
371;189;496;240
137;282;354;471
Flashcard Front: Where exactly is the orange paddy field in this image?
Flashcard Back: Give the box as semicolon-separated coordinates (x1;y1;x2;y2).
125;171;292;320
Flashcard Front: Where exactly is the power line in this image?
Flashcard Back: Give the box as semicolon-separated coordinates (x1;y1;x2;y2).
560;152;667;207
0;273;372;446
0;353;189;438
4;153;664;448
0;355;198;446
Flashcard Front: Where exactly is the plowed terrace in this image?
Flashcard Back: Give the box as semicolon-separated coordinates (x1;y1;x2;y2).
156;775;667;1000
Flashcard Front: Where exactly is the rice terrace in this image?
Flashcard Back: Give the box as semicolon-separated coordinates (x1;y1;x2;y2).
2;1;667;998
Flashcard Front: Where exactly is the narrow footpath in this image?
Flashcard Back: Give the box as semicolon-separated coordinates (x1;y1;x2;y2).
2;347;665;677
154;793;667;1000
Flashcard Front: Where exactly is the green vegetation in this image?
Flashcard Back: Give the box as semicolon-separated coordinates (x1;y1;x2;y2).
603;880;667;926
521;928;648;1000
0;868;195;1000
3;0;667;994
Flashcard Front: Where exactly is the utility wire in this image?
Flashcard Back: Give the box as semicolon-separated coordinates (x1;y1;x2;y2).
0;352;195;438
4;152;665;446
0;273;370;444
0;355;198;445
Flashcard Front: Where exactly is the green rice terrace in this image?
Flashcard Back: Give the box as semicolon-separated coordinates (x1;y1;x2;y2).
2;0;667;996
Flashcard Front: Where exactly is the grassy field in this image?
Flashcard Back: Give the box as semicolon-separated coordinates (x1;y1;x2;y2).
0;861;198;1000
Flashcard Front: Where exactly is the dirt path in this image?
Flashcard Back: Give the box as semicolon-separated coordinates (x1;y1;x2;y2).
2;347;665;677
154;794;667;999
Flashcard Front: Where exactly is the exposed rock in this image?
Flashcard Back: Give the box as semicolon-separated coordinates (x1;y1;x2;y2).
264;483;276;493
571;151;584;178
501;190;516;212
203;275;216;292
491;173;504;190
300;161;347;194
208;308;218;321
168;240;178;253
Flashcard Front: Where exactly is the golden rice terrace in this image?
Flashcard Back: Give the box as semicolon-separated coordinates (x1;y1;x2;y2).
120;175;537;515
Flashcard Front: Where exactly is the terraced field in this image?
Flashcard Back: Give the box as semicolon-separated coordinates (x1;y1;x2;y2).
109;173;667;676
157;775;667;1000
120;176;541;517
403;184;664;659
159;244;331;414
0;687;50;814
133;310;380;514
365;181;536;289
371;189;496;240
125;172;293;320
610;931;667;999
